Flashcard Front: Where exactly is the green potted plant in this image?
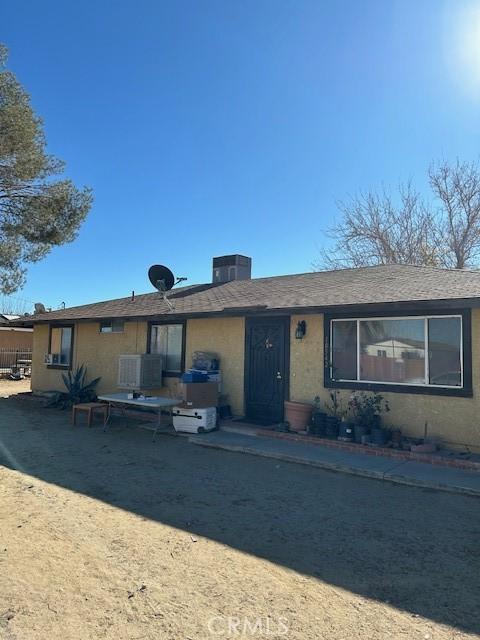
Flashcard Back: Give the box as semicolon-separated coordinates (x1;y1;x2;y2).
338;414;354;441
310;395;326;436
324;390;343;438
389;426;402;448
348;392;390;445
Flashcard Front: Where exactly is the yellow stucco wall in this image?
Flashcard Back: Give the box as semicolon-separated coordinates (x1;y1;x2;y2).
31;321;176;397
289;314;325;404
185;317;245;415
31;317;246;413
31;310;480;450
288;311;480;452
32;324;63;391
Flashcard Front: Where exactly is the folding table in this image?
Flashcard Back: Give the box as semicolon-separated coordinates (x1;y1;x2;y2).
97;392;181;439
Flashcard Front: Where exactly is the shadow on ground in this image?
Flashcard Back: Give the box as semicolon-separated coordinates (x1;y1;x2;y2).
1;396;479;634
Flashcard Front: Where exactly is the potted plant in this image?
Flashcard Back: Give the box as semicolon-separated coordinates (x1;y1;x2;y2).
370;414;387;446
348;392;390;445
284;400;313;432
338;415;354;441
324;390;343;438
310;396;326;436
389;427;402;448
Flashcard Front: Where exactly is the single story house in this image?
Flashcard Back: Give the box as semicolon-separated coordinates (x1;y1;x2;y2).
27;255;480;452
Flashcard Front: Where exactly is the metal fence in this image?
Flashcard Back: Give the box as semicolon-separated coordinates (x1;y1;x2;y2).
0;348;33;376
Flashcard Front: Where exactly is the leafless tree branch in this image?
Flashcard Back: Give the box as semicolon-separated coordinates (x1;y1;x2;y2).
315;160;480;271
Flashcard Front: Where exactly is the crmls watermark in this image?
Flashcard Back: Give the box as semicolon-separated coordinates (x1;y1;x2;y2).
207;616;289;636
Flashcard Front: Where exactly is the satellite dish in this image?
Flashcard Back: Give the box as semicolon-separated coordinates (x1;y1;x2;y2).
148;264;187;312
148;265;175;293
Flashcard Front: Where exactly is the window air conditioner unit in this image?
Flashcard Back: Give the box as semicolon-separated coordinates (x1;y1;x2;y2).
118;354;164;389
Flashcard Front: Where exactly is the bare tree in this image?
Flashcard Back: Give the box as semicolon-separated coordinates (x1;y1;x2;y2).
0;295;29;315
316;184;439;270
429;160;480;269
317;160;480;271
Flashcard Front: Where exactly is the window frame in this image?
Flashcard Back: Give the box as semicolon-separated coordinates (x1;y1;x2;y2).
48;324;74;370
324;309;472;397
99;319;125;334
147;320;186;377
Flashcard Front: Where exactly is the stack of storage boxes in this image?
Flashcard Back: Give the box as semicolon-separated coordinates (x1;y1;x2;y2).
172;352;220;434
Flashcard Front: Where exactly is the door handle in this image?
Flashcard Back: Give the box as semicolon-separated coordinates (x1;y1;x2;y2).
276;372;282;380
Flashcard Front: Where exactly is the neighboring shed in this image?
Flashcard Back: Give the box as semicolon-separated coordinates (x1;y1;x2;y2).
0;315;33;349
0;314;33;376
0;326;33;349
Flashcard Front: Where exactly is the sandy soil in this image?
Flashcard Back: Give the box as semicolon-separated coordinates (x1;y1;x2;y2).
0;394;479;640
0;378;31;398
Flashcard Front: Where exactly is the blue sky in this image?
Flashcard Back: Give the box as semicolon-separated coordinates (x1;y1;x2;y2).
2;0;480;310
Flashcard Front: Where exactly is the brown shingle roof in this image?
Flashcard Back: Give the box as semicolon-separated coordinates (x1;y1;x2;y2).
27;264;480;323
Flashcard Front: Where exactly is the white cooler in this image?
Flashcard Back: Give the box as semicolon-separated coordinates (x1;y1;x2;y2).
172;406;217;434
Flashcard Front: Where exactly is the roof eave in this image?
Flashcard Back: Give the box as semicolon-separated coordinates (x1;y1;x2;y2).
25;295;480;325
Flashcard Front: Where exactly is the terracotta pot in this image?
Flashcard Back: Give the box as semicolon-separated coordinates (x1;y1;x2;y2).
284;401;313;432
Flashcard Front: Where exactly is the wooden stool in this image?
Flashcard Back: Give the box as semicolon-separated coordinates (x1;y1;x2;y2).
72;402;109;427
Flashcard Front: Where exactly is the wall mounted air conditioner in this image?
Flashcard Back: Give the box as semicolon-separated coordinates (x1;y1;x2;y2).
118;354;164;389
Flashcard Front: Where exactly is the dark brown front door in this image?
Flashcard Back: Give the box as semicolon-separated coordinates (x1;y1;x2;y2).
245;317;290;424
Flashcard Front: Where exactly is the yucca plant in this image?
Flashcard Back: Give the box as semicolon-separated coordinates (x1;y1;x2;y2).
47;364;101;409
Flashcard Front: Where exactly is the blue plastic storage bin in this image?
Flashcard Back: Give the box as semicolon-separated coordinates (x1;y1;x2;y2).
181;371;208;383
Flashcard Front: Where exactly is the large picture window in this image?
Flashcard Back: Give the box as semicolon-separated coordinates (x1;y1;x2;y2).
330;315;463;389
149;323;184;375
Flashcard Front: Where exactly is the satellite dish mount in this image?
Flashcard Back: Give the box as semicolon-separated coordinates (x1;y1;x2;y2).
148;265;187;311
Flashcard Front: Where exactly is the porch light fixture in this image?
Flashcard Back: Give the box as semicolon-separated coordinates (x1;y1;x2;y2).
295;320;307;340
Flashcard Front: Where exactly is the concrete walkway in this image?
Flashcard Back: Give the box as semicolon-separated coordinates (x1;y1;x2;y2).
190;430;480;496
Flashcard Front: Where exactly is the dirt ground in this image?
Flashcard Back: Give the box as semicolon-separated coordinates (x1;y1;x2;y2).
0;384;479;640
0;378;31;398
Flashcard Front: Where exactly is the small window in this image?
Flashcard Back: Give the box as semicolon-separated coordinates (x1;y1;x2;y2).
49;326;73;367
150;323;184;374
100;320;124;333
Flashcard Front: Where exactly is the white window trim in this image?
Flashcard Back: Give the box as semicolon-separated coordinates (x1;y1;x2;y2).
330;314;463;390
